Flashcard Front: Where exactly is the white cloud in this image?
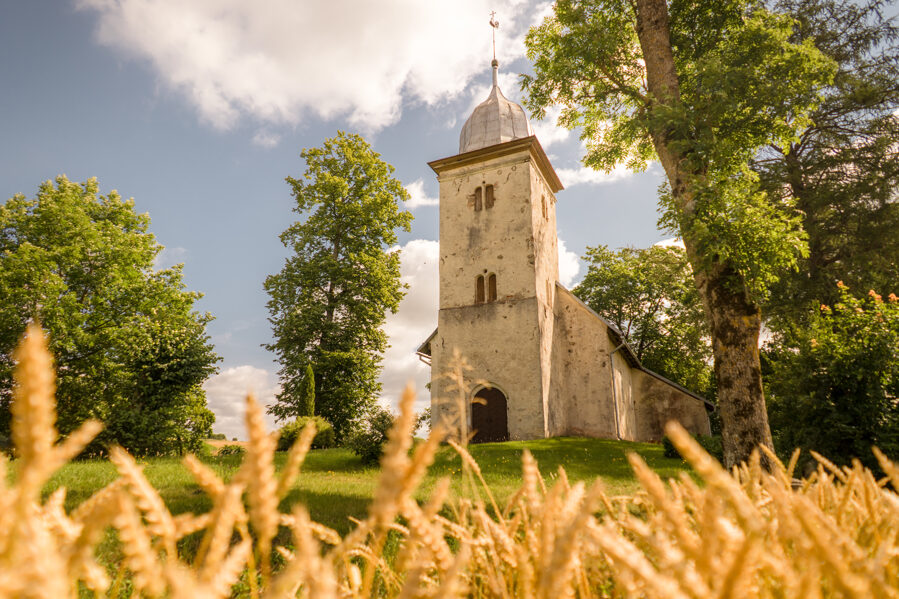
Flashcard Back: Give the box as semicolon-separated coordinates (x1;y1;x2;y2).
251;129;280;148
153;246;187;270
380;239;439;414
531;105;570;149
77;0;545;131
654;237;685;249
203;365;281;440
556;164;634;187
558;239;581;287
404;179;439;210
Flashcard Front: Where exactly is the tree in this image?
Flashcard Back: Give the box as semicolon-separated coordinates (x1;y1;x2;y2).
265;132;412;438
755;0;899;323
0;176;219;455
573;244;713;396
765;284;899;472
523;0;835;467
300;364;315;417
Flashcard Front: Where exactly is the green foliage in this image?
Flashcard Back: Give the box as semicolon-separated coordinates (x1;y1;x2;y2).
300;364;315;417
662;433;723;464
209;433;227;440
765;285;899;471
265;132;412;438
756;0;899;321
44;436;690;538
197;442;215;458
277;416;336;451
523;0;835;302
0;176;219;455
216;444;247;457
345;406;395;465
415;407;431;437
573;244;713;396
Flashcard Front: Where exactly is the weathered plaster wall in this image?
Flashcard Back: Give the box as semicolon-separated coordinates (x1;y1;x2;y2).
430;145;558;441
547;287;617;439
430;298;545;440
530;161;560;439
436;152;541;310
611;350;637;440
633;370;712;441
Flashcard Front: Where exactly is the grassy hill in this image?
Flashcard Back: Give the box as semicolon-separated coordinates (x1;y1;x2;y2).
43;436;688;535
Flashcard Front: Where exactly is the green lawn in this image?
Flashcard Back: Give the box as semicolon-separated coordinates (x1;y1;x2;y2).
43;436;689;535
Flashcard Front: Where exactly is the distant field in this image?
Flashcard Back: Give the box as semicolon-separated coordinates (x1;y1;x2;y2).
43;436;689;535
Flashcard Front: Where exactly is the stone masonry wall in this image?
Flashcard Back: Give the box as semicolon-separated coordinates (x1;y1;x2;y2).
633;370;712;442
547;287;618;439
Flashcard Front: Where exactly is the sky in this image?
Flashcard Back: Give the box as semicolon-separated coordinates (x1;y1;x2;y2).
0;0;674;439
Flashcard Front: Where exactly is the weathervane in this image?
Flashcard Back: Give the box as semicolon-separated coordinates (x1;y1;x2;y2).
489;11;499;61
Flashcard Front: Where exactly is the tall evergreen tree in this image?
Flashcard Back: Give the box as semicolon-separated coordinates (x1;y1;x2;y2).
755;0;899;323
265;132;412;437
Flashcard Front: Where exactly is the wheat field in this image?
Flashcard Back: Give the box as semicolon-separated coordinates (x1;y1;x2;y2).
1;323;897;598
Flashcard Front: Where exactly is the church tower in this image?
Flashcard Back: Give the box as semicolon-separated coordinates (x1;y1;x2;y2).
427;59;564;441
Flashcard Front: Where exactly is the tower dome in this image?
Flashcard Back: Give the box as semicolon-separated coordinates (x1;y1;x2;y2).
459;60;533;154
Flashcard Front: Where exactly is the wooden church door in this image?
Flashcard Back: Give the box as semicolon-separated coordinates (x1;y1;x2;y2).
471;387;509;443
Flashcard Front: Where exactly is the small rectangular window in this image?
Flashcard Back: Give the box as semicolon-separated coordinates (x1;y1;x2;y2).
474;187;483;211
488;274;497;302
476;275;485;303
485;185;495;209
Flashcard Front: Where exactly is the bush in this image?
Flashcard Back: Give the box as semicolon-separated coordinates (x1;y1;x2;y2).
209;433;227;440
345;406;395;465
766;285;899;471
217;444;246;456
197;442;215;458
664;433;723;464
277;416;335;451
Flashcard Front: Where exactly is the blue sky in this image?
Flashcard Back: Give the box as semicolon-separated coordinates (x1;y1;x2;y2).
1;1;672;438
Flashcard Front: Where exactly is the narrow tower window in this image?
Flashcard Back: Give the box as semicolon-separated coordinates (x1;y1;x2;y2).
475;275;485;303
541;195;547;219
474;187;483;211
488;273;497;302
485;184;495;209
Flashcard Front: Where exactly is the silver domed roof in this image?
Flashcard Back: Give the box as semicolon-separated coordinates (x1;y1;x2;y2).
459;60;533;154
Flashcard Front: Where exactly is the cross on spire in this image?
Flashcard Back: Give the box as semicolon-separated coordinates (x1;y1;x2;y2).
489;11;499;61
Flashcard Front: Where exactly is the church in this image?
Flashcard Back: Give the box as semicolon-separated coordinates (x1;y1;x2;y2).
417;59;712;444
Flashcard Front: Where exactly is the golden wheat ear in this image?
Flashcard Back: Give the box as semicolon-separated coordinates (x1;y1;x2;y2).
242;392;279;585
11;323;58;479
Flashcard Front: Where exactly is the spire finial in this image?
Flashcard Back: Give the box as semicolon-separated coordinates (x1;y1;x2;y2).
489;11;499;87
489;11;499;61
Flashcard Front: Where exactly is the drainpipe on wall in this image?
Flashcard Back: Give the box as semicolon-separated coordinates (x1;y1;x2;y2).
609;342;626;441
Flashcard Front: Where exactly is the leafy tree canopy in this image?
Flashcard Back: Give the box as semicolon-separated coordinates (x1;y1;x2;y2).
573;244;713;396
523;0;835;467
524;0;835;301
265;132;412;438
0;176;219;455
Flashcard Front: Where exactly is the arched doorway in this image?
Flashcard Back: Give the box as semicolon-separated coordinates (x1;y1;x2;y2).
471;387;509;443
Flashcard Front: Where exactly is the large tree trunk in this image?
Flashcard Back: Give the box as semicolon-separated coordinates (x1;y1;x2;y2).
634;0;774;469
695;265;774;468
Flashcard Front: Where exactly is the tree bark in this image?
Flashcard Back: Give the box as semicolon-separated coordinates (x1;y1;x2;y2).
634;0;775;469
